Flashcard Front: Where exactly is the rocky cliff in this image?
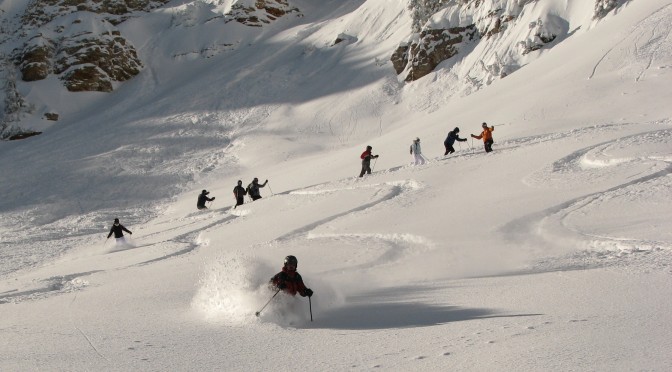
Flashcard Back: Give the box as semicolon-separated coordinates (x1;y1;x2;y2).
394;0;629;82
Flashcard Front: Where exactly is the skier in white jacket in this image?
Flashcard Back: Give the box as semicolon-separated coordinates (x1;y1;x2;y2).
410;137;426;165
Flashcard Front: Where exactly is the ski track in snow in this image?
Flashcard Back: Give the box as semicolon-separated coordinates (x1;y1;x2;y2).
4;120;672;309
590;3;672;80
509;126;672;274
0;209;236;304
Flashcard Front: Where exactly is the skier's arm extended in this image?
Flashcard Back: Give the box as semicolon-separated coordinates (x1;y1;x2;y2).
295;274;312;297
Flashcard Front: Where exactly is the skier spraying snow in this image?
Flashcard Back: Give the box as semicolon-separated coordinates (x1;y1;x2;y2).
270;255;314;298
233;180;247;208
444;127;467;155
410;137;426;165
471;122;495;153
106;218;132;244
197;189;215;210
359;145;379;177
247;177;268;201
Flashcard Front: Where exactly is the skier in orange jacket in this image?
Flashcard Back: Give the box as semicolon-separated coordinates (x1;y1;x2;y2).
471;122;495;153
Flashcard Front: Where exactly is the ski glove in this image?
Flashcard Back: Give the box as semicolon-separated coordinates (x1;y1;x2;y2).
304;288;313;297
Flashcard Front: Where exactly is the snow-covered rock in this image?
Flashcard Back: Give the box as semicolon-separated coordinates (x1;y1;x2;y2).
227;0;300;27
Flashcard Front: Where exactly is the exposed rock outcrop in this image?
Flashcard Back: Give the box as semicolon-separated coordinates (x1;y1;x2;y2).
391;43;410;75
54;29;143;90
61;65;113;92
19;35;55;82
519;18;558;55
333;33;357;46
14;17;143;92
228;0;300;27
402;25;479;82
21;0;171;28
44;112;59;121
594;0;625;19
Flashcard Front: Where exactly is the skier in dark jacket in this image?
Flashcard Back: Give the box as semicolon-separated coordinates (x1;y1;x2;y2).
247;178;268;201
197;189;215;210
359;145;379;177
270;255;313;297
106;218;132;244
233;180;247;208
444;127;467;155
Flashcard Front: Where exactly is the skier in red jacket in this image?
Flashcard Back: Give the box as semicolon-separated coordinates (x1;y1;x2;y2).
359;145;379;177
270;255;313;297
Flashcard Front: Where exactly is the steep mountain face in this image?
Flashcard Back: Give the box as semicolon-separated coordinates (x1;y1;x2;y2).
393;0;629;82
0;0;300;138
0;0;630;140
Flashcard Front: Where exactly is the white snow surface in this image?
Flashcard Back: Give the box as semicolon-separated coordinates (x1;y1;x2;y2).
1;0;672;370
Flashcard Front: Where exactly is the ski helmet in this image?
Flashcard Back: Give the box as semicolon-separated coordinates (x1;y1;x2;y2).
284;255;298;267
454;127;460;133
114;218;119;223
202;189;208;194
482;122;488;128
366;145;372;150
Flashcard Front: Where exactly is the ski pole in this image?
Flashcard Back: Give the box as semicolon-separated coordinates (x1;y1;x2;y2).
267;183;274;196
255;289;281;317
371;157;378;172
309;296;313;322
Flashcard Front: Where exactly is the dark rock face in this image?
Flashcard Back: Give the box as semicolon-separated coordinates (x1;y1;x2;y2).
402;25;479;82
229;0;300;27
594;0;623;19
21;0;171;28
19;36;56;82
8;131;42;140
391;44;410;75
15;23;143;92
54;31;143;88
61;65;113;92
13;0;160;92
44;112;60;121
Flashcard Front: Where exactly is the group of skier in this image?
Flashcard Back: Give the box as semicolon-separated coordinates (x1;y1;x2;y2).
360;122;496;178
105;221;312;310
264;123;495;312
194;177;269;211
441;122;495;158
105;122;496;315
233;177;268;208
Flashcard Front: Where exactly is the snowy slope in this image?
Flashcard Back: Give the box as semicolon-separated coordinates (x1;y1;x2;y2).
1;0;672;370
